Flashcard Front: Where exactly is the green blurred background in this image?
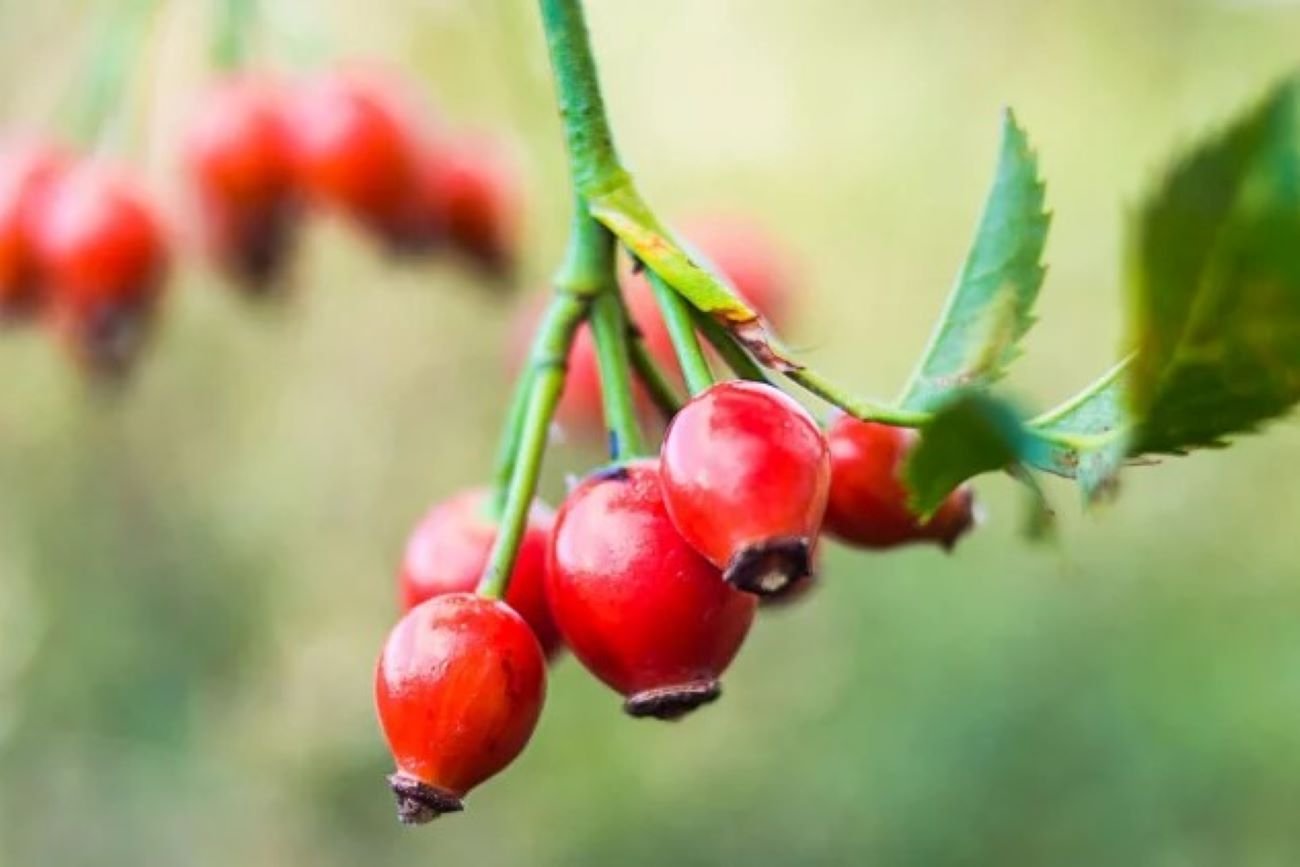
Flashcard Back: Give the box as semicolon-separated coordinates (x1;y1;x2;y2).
3;0;1300;864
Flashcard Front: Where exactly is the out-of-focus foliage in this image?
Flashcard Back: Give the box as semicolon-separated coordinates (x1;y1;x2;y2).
3;1;1300;866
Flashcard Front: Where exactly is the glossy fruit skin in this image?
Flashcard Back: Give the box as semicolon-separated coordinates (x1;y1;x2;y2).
184;76;299;291
33;163;168;376
423;136;519;278
660;381;830;597
823;415;976;550
0;140;65;321
375;593;546;823
399;488;560;657
547;460;756;719
289;72;426;249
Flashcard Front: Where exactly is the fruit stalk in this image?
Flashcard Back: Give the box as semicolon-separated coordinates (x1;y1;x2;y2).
537;0;624;192
68;0;160;147
590;280;646;460
648;270;713;395
478;199;609;599
214;0;258;69
627;327;684;417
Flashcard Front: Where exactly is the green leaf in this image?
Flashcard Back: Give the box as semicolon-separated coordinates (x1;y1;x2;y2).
1127;77;1300;454
899;109;1050;411
903;390;1037;515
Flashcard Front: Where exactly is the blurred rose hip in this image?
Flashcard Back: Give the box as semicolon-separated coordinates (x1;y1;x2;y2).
184;75;299;292
33;162;169;376
0;139;65;321
288;71;428;251
421;135;520;278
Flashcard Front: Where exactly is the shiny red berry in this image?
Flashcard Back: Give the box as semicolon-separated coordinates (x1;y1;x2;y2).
823;415;976;550
33;163;168;376
0;139;65;321
289;72;426;249
547;460;756;719
399;488;560;657
375;593;546;823
660;380;830;597
184;76;299;291
423;136;519;278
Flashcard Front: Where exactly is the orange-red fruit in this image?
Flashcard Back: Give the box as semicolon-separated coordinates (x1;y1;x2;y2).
289;72;426;249
375;593;546;823
547;460;756;719
423;136;519;277
0;140;65;321
660;381;830;597
184;76;299;291
33;163;168;376
823;415;976;550
399;488;560;657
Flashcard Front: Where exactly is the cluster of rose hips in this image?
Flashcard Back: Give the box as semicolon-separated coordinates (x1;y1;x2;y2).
374;224;977;823
0;68;518;377
187;69;518;294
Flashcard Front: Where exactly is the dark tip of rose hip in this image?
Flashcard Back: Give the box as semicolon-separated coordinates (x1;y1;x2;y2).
723;536;812;597
387;773;464;825
623;679;721;720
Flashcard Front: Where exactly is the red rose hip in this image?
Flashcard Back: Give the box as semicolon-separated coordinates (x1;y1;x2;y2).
423;136;519;278
0;140;64;321
184;76;299;291
33;162;169;375
375;593;546;823
547;460;756;719
399;488;561;656
289;72;425;249
823;415;976;550
659;381;830;597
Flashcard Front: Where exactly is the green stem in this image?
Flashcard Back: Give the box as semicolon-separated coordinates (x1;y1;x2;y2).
476;290;587;600
488;366;535;519
627;327;685;417
537;0;625;192
786;365;933;427
214;0;257;69
591;289;646;459
692;309;770;384
648;270;713;395
68;0;158;146
478;198;608;599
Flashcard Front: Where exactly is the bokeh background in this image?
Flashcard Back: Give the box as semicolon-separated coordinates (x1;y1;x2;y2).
3;0;1300;864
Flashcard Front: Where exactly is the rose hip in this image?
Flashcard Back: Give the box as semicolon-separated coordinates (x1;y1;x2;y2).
184;75;299;291
823;415;976;550
422;136;519;278
659;381;830;597
0;139;64;321
375;593;546;823
547;460;756;719
399;488;560;657
289;71;426;250
33;162;168;376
